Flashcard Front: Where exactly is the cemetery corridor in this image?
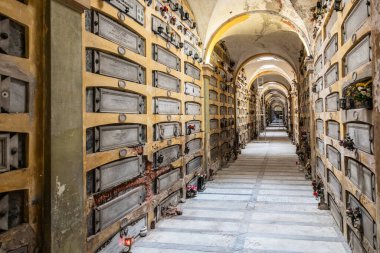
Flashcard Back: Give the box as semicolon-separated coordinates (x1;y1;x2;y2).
133;126;351;253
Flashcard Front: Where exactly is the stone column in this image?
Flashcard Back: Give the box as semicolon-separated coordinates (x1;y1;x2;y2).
371;0;380;249
43;0;89;252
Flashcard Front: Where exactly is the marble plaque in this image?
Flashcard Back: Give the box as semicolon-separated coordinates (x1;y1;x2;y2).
95;185;145;232
343;0;370;42
326;93;339;112
317;138;325;155
347;123;372;153
185;82;201;97
185;62;201;80
92;156;144;193
209;76;217;87
90;11;145;55
210;119;218;130
327;145;340;170
156;168;181;193
157;191;180;221
220;94;227;103
324;64;338;88
153;71;180;92
186;138;202;155
209;90;218;101
315;56;323;75
210;147;219;162
154;122;180;140
327;121;340;140
345;35;371;74
185;102;201;115
324;34;338;62
186;156;202;174
87;88;145;113
153;98;181;115
0;16;25;57
315;99;323;113
98;125;145;151
316;119;324;135
347;158;375;201
153;44;180;71
209;105;218;115
105;0;144;25
328;170;342;200
153;145;181;168
151;16;180;48
0;75;28;113
210;133;219;147
87;50;145;84
328;195;343;231
220;106;227;115
186;120;201;134
317;157;325;177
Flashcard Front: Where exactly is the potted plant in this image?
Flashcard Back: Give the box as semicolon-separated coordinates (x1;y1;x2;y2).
186;185;197;198
339;134;355;151
344;80;373;109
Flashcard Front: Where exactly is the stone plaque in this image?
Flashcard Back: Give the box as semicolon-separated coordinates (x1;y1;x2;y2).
86;88;145;113
343;0;370;42
153;71;180;93
316;157;325;177
0;75;28;113
210;147;219;162
218;68;226;79
156;168;181;193
326;145;341;170
314;56;323;75
184;41;200;60
153;98;180;115
153;44;180;71
228;107;234;115
86;50;145;84
105;0;144;25
0;190;24;231
315;34;322;53
0;133;26;173
317;138;324;155
209;76;217;87
348;229;366;253
185;102;201;115
348;194;376;248
324;64;338;88
315;99;323;113
185;62;200;80
86;124;145;153
220;118;227;128
152;16;181;48
220;106;227;115
154;122;181;140
326;93;339;112
210;133;219;147
316;119;324;135
345;35;371;74
185;138;202;155
95;185;145;232
228;96;233;105
186;120;201;134
89;156;145;194
315;77;323;92
347;123;372;153
0;15;26;57
220;94;227;103
327;121;340;140
325;11;337;37
220;130;228;140
96;215;148;253
185;82;201;97
157;191;180;221
328;195;343;231
347;158;375;201
209;90;217;101
153;145;181;168
186;156;202;174
221;142;229;155
87;11;145;55
324;34;338;62
209;105;218;115
328;170;342;200
210;119;218;130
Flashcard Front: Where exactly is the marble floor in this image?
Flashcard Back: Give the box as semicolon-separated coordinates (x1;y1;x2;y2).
133;126;351;253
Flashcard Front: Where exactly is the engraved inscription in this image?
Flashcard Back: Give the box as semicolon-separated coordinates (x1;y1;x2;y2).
153;71;180;92
153;98;181;115
185;62;200;80
153;45;180;71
